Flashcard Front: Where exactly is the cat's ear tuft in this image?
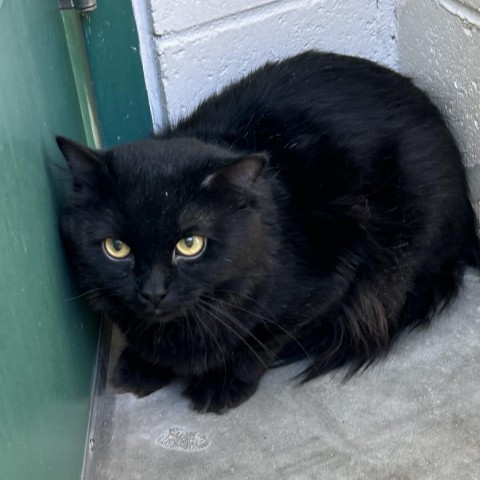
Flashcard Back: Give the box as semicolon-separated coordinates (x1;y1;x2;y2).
203;154;268;190
56;136;103;179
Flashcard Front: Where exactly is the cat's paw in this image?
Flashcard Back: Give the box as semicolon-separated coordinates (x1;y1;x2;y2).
112;348;174;398
185;373;258;414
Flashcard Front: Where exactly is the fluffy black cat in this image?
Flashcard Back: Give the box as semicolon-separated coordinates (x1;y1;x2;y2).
58;51;480;413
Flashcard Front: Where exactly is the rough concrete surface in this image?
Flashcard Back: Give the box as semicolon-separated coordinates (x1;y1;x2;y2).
90;271;480;480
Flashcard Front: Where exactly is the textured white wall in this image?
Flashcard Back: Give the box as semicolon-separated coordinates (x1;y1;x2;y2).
397;0;480;198
135;0;397;124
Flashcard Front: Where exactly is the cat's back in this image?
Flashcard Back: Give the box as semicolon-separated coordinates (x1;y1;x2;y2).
172;51;444;146
171;51;464;211
169;51;474;276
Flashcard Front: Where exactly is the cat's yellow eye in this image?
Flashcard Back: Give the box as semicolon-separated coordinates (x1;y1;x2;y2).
175;235;206;258
104;237;131;259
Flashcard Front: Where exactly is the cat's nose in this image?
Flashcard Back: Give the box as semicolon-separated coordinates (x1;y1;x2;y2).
140;288;168;308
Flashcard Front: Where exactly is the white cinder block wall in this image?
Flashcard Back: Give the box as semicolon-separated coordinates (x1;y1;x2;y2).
397;0;480;201
132;0;480;201
133;0;397;123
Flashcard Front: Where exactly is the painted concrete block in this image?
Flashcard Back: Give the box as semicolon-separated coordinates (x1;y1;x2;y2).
150;0;275;35
153;0;396;122
440;0;480;11
398;0;480;168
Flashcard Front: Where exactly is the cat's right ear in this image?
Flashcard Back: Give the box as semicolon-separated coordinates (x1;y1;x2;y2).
56;136;104;181
202;154;267;191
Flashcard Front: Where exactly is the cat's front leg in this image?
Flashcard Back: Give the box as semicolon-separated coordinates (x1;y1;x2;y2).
185;356;267;414
112;347;174;398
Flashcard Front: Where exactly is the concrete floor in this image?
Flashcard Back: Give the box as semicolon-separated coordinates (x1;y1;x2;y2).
87;270;480;480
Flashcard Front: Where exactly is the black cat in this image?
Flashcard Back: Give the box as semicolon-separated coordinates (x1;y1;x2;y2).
58;51;480;413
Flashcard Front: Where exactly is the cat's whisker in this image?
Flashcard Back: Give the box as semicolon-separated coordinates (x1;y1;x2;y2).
200;296;275;356
197;299;270;370
206;291;315;366
180;306;191;344
199;297;279;365
189;304;228;381
128;312;153;337
189;305;210;371
190;306;210;372
204;295;282;341
64;286;108;301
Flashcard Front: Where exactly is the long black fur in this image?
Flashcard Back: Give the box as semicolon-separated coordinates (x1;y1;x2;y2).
58;51;480;412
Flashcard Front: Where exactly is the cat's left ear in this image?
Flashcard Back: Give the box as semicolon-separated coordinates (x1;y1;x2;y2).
56;136;104;179
202;154;267;190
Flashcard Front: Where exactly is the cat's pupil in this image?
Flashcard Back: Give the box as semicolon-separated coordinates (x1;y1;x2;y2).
184;237;194;248
112;239;123;251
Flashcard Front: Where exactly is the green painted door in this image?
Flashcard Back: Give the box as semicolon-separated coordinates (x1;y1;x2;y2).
0;2;100;479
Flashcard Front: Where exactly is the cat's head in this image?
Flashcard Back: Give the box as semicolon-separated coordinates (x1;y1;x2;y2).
58;136;274;324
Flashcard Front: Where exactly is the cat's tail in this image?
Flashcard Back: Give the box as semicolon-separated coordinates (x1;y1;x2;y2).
282;217;480;381
276;203;480;380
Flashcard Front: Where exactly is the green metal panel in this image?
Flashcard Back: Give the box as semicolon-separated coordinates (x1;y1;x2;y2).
0;2;99;479
82;0;153;147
